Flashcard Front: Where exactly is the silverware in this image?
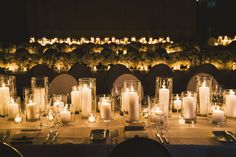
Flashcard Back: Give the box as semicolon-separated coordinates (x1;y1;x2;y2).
2;129;11;142
114;129;119;144
156;133;164;144
162;134;169;144
43;132;52;144
50;131;59;144
225;130;236;141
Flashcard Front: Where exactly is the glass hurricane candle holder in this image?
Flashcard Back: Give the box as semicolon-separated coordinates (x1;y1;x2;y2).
59;104;75;125
155;77;173;117
172;94;182;113
98;94;113;122
224;89;236;119
78;78;96;118
209;104;226;126
181;91;197;123
71;85;81;114
6;96;21;121
31;76;48;115
196;76;212;116
24;88;40;122
121;80;141;123
0;75;15;117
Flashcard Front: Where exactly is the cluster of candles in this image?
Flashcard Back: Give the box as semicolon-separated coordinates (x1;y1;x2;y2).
213;35;236;46
29;36;174;46
1;75;236;127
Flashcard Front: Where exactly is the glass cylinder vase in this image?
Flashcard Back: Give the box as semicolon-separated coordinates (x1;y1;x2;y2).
121;80;141;123
155;77;173;117
0;75;12;117
31;76;48;115
224;89;236;119
71;86;81;114
196;76;212;116
24;88;40;121
59;103;75;125
6;96;21;121
98;94;113;122
172;94;182;113
78;78;96;118
181;91;197;123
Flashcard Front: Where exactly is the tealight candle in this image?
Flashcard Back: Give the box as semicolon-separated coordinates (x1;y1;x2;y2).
14;115;22;123
88;114;96;123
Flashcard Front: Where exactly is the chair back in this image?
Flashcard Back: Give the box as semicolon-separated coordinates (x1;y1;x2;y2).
0;142;24;157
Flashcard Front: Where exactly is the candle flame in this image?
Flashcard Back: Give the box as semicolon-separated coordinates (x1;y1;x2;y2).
162;81;166;88
229;89;235;95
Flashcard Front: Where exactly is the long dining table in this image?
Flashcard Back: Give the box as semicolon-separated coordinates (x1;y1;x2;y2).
1;113;236;157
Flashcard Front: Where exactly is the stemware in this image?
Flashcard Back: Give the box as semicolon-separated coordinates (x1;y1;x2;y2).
155;114;169;144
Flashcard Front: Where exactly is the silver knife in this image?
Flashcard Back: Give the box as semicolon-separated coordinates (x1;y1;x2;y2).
50;131;59;144
156;133;164;144
225;130;236;141
44;132;51;144
162;135;169;144
2;129;11;142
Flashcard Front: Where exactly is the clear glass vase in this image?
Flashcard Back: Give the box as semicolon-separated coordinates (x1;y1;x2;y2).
181;91;197;123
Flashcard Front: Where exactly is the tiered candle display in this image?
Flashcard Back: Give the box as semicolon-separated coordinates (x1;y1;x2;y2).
122;80;141;123
79;78;96;118
31;77;48;114
155;77;173;116
224;89;236;119
98;95;113;122
181;91;197;123
196;76;212;116
71;86;81;113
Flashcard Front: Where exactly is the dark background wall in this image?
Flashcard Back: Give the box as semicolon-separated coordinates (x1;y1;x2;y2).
0;0;235;43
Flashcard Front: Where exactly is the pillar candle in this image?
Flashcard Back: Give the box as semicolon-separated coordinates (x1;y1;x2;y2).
199;83;210;115
0;84;10;116
150;106;163;122
100;99;112;120
26;101;39;120
60;106;71;123
173;95;182;110
225;90;236;118
212;108;224;123
33;88;46;112
124;90;139;122
182;96;196;119
81;85;92;117
71;89;81;112
7;99;19;119
159;84;170;114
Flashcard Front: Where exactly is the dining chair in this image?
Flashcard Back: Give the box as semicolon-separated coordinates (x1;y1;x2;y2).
48;73;78;97
28;64;56;82
68;62;92;80
108;137;172;157
0;142;24;157
186;73;220;92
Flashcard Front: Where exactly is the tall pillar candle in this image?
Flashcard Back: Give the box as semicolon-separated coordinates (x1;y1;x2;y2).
0;84;10;116
33;88;46;112
199;84;210;115
71;89;81;112
182;96;195;120
81;85;92;117
100;99;112;121
159;84;170;114
225;90;236;118
125;91;139;122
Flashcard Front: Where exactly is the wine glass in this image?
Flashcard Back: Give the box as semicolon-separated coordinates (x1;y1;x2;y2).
141;95;151;127
155;114;168;143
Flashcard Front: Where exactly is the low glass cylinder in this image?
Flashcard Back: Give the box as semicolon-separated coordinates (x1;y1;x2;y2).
196;76;212;116
209;105;226;125
224;89;236;119
59;104;75;125
24;88;40;122
6;96;21;121
98;94;113;122
172;94;182;112
121;80;141;123
31;76;48;115
78;78;96;118
155;77;173;117
181;91;197;123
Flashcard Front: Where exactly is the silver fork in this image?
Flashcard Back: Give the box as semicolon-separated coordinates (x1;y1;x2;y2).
44;131;52;144
2;129;11;142
50;131;59;144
